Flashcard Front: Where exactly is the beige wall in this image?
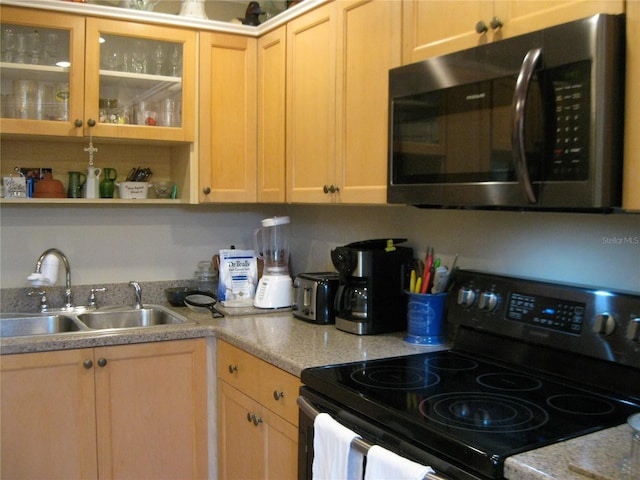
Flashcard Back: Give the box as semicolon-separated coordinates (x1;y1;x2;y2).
1;204;638;292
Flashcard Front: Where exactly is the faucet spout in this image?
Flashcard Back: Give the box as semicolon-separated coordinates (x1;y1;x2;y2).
34;248;73;309
129;281;143;309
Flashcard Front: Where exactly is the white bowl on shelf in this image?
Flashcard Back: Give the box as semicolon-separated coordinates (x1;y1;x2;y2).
116;182;149;199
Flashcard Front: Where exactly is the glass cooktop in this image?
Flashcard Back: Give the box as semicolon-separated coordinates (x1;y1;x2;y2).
301;350;640;478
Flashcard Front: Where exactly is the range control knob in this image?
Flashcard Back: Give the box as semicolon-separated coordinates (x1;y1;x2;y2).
478;292;499;312
626;318;640;342
457;287;476;307
593;313;616;336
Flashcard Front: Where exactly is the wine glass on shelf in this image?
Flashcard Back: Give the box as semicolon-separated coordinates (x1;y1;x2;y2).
131;40;147;74
153;43;165;76
43;32;58;66
28;30;41;65
170;44;181;77
14;32;27;64
1;27;16;63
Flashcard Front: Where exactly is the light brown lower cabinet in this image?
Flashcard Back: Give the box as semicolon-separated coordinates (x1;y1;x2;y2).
0;339;208;479
217;340;300;480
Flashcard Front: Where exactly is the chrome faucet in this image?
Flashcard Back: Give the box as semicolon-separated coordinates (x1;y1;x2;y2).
33;248;73;309
129;281;143;309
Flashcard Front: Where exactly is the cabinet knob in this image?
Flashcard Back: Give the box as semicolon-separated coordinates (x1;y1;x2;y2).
273;390;285;401
83;359;93;369
489;16;503;30
87;118;96;127
247;413;263;426
74;119;83;128
228;364;238;374
97;357;108;367
323;184;340;194
203;187;211;195
253;416;263;426
475;20;488;34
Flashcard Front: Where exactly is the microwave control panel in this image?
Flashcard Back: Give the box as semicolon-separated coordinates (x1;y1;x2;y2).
549;61;591;181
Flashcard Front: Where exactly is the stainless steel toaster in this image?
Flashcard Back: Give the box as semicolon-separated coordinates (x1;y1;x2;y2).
292;272;340;324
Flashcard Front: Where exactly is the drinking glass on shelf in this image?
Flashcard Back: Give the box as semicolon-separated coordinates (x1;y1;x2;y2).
103;45;123;71
36;82;54;120
1;28;16;62
28;30;41;65
13;79;36;119
153;44;165;75
43;33;58;66
170;44;181;77
159;97;178;127
14;32;27;64
131;40;147;74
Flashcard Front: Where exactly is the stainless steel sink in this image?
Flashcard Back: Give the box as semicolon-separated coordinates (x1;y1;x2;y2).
0;305;194;338
77;306;194;330
0;313;85;337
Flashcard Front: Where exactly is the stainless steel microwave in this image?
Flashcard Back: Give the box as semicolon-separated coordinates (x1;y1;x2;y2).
387;14;625;210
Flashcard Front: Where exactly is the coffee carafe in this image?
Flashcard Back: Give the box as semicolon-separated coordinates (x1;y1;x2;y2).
253;216;292;308
331;239;413;335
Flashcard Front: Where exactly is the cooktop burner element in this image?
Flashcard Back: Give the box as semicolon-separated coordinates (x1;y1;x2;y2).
425;355;478;371
419;392;549;432
351;366;440;390
476;373;542;391
546;394;616;416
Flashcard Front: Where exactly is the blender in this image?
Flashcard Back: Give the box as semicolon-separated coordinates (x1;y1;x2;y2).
253;216;292;308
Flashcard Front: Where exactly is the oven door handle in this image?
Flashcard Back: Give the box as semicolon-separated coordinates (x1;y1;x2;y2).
512;46;542;204
297;396;451;480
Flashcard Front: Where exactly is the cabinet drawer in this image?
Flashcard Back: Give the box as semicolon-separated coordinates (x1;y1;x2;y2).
258;361;302;426
217;341;260;399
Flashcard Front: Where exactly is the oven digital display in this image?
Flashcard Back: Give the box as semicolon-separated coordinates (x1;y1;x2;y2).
507;292;585;334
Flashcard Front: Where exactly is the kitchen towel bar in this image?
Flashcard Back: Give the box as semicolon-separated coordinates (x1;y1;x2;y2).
297;396;447;480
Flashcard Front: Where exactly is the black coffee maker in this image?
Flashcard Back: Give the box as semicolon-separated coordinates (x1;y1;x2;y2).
331;239;413;335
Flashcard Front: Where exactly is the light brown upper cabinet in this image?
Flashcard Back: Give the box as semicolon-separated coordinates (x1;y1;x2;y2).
286;0;401;204
199;32;257;203
402;0;624;63
257;26;287;203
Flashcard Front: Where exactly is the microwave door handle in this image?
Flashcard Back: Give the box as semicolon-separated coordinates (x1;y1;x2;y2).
512;47;542;204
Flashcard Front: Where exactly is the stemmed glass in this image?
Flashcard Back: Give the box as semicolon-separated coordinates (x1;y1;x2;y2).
14;32;27;64
153;44;165;75
28;30;41;64
170;44;181;77
43;32;58;66
1;28;16;62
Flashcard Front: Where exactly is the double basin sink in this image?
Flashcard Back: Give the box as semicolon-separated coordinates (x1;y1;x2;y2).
0;305;195;338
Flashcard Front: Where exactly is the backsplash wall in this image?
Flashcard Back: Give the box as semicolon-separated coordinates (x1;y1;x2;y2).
1;204;638;293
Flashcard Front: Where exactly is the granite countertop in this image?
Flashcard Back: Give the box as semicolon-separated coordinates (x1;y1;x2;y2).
0;304;445;376
505;423;635;480
1;304;634;480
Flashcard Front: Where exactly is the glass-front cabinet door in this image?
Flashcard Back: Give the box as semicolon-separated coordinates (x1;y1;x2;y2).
85;18;196;142
0;7;195;142
0;7;85;137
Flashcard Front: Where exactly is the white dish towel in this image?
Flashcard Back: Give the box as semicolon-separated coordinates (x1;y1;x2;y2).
364;445;434;480
312;412;364;480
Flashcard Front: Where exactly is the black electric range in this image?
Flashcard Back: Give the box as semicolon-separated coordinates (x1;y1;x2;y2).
299;270;640;480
